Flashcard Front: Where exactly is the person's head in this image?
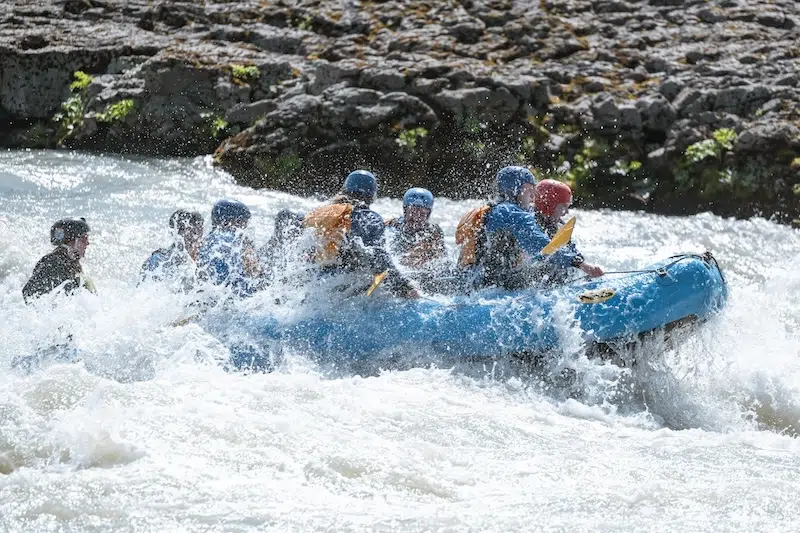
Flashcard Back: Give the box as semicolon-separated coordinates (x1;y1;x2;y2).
341;170;378;205
273;208;304;243
402;187;434;232
211;199;251;230
496;166;537;208
51;217;90;259
169;209;204;257
534;179;573;220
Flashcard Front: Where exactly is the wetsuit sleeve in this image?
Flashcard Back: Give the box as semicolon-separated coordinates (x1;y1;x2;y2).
140;251;162;283
567;242;585;267
432;224;446;258
145;252;160;271
350;210;385;248
351;210;414;295
258;238;278;270
377;250;414;295
505;208;577;269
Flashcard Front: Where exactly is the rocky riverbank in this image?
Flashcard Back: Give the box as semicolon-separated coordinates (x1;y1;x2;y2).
1;0;798;223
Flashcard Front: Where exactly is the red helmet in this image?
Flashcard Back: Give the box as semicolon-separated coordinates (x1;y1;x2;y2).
534;179;573;216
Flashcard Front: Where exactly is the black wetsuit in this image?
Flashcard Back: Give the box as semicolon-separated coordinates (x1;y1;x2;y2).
16;246;86;370
22;247;84;303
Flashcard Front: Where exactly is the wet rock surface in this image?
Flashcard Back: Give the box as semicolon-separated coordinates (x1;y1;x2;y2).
1;0;798;221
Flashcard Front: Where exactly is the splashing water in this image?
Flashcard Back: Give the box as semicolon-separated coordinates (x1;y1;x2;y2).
1;150;799;532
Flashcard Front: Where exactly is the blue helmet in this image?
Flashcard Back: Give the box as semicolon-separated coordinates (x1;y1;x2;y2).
496;166;536;198
343;170;377;199
211;199;251;227
403;187;434;210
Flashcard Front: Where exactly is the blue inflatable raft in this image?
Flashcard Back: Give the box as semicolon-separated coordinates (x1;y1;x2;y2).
222;252;727;370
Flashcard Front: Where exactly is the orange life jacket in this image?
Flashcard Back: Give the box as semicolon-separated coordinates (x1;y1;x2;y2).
455;205;491;268
302;203;354;265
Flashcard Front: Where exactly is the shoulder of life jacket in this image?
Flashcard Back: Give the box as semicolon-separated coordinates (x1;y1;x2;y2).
455;205;491;268
303;203;354;264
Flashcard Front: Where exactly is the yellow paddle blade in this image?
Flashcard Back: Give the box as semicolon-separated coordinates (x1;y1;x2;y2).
366;271;388;296
578;288;616;304
541;216;576;256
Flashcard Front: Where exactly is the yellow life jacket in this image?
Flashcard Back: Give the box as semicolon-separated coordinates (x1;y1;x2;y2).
455;205;491;268
303;203;354;265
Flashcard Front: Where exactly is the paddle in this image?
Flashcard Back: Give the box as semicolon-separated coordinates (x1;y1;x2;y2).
366;270;388;296
540;216;575;256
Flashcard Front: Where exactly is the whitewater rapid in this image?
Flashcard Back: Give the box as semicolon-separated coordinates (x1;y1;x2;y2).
1;150;800;532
